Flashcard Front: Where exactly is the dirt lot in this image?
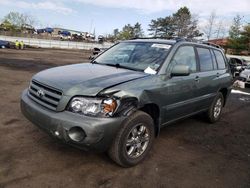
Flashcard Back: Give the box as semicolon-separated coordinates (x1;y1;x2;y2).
0;49;250;188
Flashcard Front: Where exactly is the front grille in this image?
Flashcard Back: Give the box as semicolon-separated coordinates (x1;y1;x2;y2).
28;80;62;111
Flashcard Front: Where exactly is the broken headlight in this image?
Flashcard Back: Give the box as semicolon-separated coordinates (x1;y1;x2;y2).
68;97;119;117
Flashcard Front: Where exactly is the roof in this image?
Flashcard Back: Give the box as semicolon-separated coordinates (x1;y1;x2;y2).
125;38;177;44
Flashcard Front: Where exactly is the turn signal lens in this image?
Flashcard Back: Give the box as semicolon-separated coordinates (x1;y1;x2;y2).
102;99;117;115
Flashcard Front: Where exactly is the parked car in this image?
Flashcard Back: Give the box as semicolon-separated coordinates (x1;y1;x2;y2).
21;39;233;167
0;40;10;48
239;64;250;85
36;29;45;34
98;35;104;43
44;27;54;34
227;56;249;77
72;34;84;41
59;31;71;40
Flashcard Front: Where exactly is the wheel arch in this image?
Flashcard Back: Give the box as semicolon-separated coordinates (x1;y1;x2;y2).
139;103;160;137
218;88;229;106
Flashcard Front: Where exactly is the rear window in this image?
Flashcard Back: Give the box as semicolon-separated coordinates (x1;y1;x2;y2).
197;48;213;71
214;50;226;69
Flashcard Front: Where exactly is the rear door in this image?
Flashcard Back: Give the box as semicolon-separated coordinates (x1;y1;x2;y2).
194;47;220;110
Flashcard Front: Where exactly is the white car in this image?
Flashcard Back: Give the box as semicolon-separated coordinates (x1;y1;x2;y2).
240;64;250;85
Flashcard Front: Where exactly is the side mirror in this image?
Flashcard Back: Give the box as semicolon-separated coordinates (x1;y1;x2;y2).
171;65;191;77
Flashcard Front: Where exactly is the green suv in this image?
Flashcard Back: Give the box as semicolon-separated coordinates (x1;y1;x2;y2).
21;39;232;167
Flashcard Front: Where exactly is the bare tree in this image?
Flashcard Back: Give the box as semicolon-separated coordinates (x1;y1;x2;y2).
204;11;217;40
215;20;227;39
4;11;37;28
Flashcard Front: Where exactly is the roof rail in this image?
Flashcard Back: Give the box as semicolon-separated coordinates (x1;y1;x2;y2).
174;38;223;49
200;42;222;49
131;37;170;40
131;37;223;49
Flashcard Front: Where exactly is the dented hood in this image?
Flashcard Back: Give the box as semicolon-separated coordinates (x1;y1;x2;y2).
32;63;148;96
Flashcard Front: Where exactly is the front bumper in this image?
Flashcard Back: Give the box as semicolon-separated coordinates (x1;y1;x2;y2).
20;89;125;152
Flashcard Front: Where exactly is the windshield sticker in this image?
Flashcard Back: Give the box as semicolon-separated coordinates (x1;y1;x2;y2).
151;44;171;49
144;67;157;75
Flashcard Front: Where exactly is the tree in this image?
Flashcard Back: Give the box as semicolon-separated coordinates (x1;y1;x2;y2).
3;11;36;28
148;7;203;39
0;20;16;31
119;24;134;40
203;11;216;40
215;20;227;39
228;15;244;53
241;24;250;53
172;7;191;37
148;17;175;38
112;22;144;40
229;15;242;39
133;22;144;38
113;28;119;38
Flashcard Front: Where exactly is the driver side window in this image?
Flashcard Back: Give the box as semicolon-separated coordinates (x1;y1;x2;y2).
170;46;197;73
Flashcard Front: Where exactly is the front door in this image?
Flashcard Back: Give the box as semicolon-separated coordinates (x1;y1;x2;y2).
161;45;199;124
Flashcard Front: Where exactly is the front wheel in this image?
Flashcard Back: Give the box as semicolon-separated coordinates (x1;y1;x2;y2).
108;111;155;167
207;93;224;123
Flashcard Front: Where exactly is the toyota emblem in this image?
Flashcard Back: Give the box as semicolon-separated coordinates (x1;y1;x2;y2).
37;89;45;98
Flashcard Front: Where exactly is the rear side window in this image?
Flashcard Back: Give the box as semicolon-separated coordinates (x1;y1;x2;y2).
214;50;226;69
197;48;213;71
210;50;218;69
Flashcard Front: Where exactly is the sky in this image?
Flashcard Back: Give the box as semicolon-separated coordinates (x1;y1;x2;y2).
0;0;249;37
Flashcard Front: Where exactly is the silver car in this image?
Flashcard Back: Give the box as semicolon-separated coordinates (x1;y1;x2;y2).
240;64;250;85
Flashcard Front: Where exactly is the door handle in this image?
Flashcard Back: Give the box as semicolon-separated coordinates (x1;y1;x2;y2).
195;76;200;82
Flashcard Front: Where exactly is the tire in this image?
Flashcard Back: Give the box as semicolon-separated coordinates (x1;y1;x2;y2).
207;92;224;123
108;111;155;167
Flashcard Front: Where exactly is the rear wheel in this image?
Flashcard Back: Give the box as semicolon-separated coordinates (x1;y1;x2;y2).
108;111;155;167
207;93;224;123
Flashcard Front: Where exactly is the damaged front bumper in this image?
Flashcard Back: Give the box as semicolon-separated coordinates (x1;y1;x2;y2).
20;89;125;152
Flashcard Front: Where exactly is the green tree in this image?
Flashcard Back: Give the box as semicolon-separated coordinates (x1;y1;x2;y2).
229;15;242;39
241;24;250;53
119;24;134;40
0;20;16;31
228;15;245;53
113;28;119;38
115;22;144;40
133;22;144;38
148;7;202;39
148;17;175;38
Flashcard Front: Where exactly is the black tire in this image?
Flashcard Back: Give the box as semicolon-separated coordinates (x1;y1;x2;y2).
207;92;224;123
108;111;155;167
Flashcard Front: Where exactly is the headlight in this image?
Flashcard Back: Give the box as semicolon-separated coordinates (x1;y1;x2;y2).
68;97;118;117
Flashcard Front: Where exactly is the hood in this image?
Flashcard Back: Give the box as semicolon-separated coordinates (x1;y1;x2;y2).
33;63;148;96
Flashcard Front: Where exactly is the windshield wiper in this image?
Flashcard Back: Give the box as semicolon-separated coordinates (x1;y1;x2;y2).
103;63;142;72
91;60;100;64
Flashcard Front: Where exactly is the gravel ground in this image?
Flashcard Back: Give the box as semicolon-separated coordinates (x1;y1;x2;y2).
0;49;250;188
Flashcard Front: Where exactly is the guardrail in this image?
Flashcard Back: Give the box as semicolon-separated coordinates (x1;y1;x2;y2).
0;35;113;50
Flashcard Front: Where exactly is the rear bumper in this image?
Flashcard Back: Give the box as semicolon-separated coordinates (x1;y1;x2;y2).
20;89;125;152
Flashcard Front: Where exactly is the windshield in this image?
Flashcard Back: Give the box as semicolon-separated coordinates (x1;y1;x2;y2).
94;42;171;73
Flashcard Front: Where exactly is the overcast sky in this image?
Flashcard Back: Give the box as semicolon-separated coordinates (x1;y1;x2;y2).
0;0;249;36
